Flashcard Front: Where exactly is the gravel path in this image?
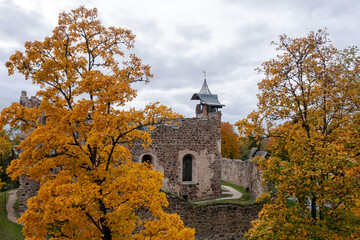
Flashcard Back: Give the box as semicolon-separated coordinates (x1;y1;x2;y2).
195;185;243;203
6;189;19;224
218;185;243;200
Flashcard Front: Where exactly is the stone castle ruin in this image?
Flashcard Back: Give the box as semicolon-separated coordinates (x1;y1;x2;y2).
17;91;41;215
16;80;264;215
131;79;225;201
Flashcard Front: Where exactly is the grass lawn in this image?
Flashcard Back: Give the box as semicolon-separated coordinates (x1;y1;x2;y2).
221;193;233;198
221;180;252;201
286;197;298;208
0;191;24;240
192;181;256;206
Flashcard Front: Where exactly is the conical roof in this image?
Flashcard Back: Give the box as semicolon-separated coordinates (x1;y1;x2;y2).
191;79;224;107
199;79;211;94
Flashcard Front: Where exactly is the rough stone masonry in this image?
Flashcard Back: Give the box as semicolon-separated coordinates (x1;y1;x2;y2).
131;112;222;201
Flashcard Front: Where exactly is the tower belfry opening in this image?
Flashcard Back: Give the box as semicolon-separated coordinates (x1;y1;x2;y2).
191;76;224;118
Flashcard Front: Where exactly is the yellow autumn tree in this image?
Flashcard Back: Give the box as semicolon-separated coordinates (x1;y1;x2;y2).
221;122;240;159
1;7;194;239
0;131;12;190
237;30;360;239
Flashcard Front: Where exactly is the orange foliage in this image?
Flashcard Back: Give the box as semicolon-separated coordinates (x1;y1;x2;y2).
1;7;194;239
221;122;240;159
241;30;360;239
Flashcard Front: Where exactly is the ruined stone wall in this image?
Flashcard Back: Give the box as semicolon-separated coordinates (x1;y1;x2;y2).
221;158;265;200
165;194;262;240
131;112;222;201
18;91;41;215
18;175;40;215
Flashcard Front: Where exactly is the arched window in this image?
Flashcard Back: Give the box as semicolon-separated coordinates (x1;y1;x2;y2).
141;154;153;165
182;154;192;181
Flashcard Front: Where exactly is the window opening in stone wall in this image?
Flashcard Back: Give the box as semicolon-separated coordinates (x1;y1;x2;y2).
182;154;193;181
197;104;203;114
141;154;153;165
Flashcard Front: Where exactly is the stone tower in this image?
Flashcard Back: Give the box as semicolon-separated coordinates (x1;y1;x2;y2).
130;79;224;201
191;79;224;118
18;91;41;215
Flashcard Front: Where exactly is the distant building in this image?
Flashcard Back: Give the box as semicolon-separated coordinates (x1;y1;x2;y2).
249;147;269;160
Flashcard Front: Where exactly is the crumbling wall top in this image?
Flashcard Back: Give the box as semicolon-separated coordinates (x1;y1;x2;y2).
19;91;40;108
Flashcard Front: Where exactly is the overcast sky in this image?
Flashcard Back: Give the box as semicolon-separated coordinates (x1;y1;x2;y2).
1;0;360;124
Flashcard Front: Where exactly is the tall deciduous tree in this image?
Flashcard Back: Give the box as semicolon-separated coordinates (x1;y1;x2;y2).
237;30;360;239
1;7;194;239
221;122;240;159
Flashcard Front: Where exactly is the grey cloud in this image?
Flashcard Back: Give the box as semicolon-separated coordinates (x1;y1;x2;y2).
176;24;211;42
130;23;269;123
0;1;48;111
2;0;360;126
0;0;48;43
133;19;164;41
0;71;38;111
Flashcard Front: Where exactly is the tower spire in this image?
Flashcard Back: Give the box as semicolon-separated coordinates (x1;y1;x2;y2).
199;71;211;94
191;72;224;118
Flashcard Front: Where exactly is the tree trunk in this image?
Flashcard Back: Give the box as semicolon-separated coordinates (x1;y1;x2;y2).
102;226;112;240
311;196;317;220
